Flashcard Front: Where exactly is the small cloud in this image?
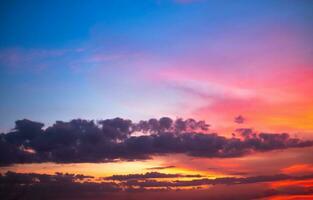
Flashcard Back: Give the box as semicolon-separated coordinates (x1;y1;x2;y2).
146;165;176;170
234;115;245;124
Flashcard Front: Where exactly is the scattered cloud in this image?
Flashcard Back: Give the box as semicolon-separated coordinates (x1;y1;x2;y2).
1;171;313;200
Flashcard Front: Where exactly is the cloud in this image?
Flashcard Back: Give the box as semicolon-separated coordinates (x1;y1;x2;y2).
0;48;70;72
124;174;309;188
0;117;312;165
0;171;94;183
0;171;120;200
1;171;313;200
3;171;313;188
234;115;245;124
105;171;202;181
146;165;176;170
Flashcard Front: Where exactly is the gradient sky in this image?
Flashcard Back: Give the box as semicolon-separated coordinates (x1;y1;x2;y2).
1;1;313;200
1;0;313;133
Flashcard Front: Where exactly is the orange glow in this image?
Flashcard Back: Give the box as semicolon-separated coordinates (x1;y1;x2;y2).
268;195;313;200
282;164;313;175
155;65;313;135
270;179;313;188
0;160;165;177
0;158;221;180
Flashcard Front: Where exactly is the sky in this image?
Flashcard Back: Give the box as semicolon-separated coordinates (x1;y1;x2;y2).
0;0;313;200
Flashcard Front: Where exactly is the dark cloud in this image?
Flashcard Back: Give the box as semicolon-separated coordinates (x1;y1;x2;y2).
3;171;313;188
234;115;245;124
0;117;312;165
146;165;176;170
0;171;119;200
105;172;202;181
124;173;313;188
1;171;313;200
0;171;94;184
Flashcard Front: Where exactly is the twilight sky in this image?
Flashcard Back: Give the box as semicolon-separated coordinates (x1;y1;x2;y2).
1;0;313;200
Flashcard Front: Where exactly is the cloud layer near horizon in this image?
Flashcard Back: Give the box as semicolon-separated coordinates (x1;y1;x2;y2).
1;171;313;200
1;117;312;166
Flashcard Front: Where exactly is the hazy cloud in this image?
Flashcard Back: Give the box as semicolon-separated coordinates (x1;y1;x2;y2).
234;115;245;124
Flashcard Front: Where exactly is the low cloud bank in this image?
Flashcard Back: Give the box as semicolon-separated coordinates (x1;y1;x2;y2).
1;117;312;165
1;171;313;200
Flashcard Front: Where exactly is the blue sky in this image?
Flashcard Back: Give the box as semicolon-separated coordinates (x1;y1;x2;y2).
1;0;313;132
